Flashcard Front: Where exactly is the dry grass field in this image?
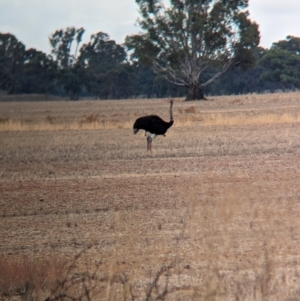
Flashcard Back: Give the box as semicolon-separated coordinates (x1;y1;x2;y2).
1;93;300;300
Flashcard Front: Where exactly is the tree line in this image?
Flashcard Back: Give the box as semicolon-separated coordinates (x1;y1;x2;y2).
1;1;300;100
0;29;182;100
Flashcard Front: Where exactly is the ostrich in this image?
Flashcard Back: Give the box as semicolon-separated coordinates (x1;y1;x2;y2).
133;99;174;151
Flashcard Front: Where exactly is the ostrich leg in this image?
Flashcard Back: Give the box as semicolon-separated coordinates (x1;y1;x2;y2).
147;136;152;152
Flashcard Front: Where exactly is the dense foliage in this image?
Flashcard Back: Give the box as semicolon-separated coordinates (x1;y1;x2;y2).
0;28;300;100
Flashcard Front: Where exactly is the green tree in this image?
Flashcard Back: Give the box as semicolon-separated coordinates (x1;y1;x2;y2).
272;35;300;54
60;64;87;100
49;27;86;99
22;49;58;97
125;0;260;100
259;37;300;90
79;32;131;99
207;46;267;95
49;27;84;68
0;33;25;93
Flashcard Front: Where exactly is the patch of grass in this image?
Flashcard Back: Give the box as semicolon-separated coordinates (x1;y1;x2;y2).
2;94;300;132
0;119;134;131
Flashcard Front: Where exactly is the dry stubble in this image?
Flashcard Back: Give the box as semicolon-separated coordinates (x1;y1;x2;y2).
1;93;300;300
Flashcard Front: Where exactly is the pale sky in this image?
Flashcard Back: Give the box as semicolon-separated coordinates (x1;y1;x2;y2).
0;0;300;54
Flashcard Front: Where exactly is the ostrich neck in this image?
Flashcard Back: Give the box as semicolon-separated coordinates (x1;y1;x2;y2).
169;103;173;121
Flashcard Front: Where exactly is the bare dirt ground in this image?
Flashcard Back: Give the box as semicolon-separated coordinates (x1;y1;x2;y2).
1;93;300;300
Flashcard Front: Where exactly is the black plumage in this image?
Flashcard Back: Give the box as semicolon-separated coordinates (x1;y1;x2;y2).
133;99;174;151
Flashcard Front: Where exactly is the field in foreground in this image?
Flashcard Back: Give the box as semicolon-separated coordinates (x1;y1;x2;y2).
1;93;300;300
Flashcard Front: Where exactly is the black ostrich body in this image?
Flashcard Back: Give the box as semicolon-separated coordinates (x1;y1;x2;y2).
133;115;173;135
133;100;174;151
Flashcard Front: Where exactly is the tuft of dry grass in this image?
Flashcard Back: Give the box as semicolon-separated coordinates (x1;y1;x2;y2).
80;113;99;124
184;106;197;114
0;116;9;124
0;255;66;299
45;115;55;124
